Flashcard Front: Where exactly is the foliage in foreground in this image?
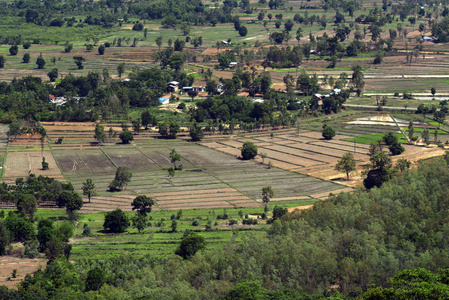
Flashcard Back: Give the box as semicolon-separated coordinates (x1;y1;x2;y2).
2;159;449;299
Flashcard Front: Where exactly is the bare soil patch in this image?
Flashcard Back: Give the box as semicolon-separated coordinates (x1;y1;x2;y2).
4;151;63;180
0;255;47;288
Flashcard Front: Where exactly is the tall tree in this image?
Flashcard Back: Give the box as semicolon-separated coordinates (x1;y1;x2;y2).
94;124;106;143
335;152;357;180
82;178;96;203
351;65;365;96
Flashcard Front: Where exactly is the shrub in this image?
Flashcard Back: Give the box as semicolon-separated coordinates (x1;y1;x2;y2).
23;42;31;49
132;22;144;31
192;219;199;226
242;218;258;225
229;219;238;225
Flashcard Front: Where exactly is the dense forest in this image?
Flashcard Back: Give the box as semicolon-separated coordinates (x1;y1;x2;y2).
1;158;449;299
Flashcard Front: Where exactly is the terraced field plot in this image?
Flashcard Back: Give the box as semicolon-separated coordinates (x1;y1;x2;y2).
50;138;343;212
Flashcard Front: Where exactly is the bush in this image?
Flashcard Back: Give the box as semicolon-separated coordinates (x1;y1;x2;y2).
23;42;31;49
9;45;18;56
242;218;258;225
132;22;144;31
192;219;199;226
177;102;186;109
119;130;134;144
229;219;238;225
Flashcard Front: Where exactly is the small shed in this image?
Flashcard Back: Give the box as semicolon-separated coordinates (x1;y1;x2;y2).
229;62;239;68
167;81;180;92
422;36;432;42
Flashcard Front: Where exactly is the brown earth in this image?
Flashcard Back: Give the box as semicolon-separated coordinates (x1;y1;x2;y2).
0;253;47;289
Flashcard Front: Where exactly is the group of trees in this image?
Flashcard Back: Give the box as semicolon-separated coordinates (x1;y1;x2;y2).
0;173;82;261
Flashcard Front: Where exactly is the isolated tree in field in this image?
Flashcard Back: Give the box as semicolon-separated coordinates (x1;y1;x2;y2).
109;166;132;191
262;186;274;206
0;56;4;68
175;233;206;259
42;157;49;170
431;87;436;98
94;123;106;143
22;53;30;63
103;209;129;233
132;214;147;233
241;141;258;160
117;63;125;78
335;152;357;180
9;45;18;56
82;178;96;203
131;195;154;216
395;158;411;172
156;36;163;50
119;129;134;144
239;26;248;37
322;125;336;140
98;44;105;55
73;56;85;70
170;148;182;169
47;68;58;82
36;54;45;69
23;42;31;49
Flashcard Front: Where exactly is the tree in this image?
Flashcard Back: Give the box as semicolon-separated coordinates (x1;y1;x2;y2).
56;191;83;213
241;141;258;160
47;68;58;82
132;214;147;233
23;42;31;49
168;53;184;71
9;45;18;56
421;128;430;145
82;178;96;203
117;63;125;78
17;194;37;220
189;123;204;141
0;56;4;68
364;151;392;189
168;166;175;177
351;65;365;96
322;125;336;140
22;53;30;63
141;110;153;129
103;209;130;233
431;87;436;98
408;121;415;140
170;148;182;169
175;233;206;259
73;56;85;70
85;267;106;291
335;152;357;180
171;219;178;232
156;36;163;50
131;195;154;216
119;130;134;144
262;186;274;206
395;158;411;172
188;90;198;102
36;54;45;69
109;166;132;191
94;124;106;143
98;44;105;55
239;26;248;37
